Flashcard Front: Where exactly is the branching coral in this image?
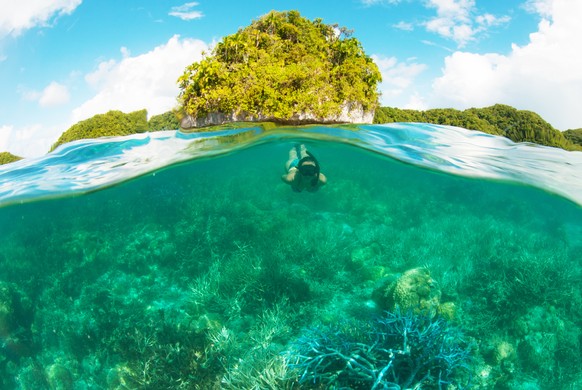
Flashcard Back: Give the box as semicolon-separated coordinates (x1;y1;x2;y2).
288;310;473;389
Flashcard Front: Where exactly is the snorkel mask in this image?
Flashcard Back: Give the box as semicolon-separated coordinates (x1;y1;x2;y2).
297;152;320;185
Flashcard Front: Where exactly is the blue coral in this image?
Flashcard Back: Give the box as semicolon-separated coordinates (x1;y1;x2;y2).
288;310;473;389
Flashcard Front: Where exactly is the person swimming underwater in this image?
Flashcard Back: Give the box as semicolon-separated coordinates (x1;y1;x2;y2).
282;144;327;192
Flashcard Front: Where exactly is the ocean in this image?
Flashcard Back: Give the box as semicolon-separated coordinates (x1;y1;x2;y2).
1;123;581;389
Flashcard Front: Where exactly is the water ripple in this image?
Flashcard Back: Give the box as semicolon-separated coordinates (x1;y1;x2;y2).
1;123;581;207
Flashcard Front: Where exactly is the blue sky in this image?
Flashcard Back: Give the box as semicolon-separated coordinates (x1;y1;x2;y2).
1;0;581;157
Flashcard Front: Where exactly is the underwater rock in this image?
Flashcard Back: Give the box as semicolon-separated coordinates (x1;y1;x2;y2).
437;301;457;321
350;243;381;268
483;339;517;366
372;268;442;317
46;363;73;390
180;103;375;128
494;341;516;365
106;364;140;390
473;337;519;388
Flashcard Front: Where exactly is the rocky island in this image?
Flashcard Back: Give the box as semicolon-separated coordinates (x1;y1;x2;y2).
177;10;381;128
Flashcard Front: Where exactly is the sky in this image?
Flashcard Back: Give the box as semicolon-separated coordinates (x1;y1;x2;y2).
1;0;581;157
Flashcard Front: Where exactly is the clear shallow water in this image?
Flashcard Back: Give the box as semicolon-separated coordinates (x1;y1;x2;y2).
0;123;581;389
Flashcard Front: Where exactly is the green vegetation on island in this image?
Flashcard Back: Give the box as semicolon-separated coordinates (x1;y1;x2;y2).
178;10;381;125
374;104;582;151
48;109;182;153
148;110;181;131
50;109;149;151
564;128;582;146
0;152;22;165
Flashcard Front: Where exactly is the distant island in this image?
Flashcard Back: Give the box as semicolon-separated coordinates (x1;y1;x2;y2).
39;103;582;157
0;104;580;165
0;151;22;165
376;104;582;151
1;10;582;164
49;110;179;152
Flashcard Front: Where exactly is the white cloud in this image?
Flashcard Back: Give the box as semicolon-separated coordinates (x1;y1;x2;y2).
120;46;131;58
430;0;582;129
0;123;63;157
476;13;510;28
424;0;510;47
169;2;203;21
393;21;414;31
0;125;11;152
403;93;428;110
39;81;70;107
361;0;402;5
432;52;508;106
19;81;70;107
72;35;207;123
373;54;427;106
421;39;454;52
365;0;510;47
524;0;555;19
0;0;82;39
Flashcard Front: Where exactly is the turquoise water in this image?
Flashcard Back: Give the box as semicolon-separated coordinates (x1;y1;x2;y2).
0;123;581;389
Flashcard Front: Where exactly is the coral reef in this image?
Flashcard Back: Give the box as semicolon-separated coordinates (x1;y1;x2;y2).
437;301;457;321
288;310;473;389
0;282;33;362
0;141;580;388
373;268;443;318
45;363;73;390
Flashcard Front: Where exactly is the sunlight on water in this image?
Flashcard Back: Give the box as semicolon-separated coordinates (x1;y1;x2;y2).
1;124;581;389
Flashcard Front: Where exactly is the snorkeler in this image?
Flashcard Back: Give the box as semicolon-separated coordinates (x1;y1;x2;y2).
282;144;327;192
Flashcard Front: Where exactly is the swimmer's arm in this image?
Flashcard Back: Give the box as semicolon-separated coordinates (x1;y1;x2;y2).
281;168;297;184
318;173;327;186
